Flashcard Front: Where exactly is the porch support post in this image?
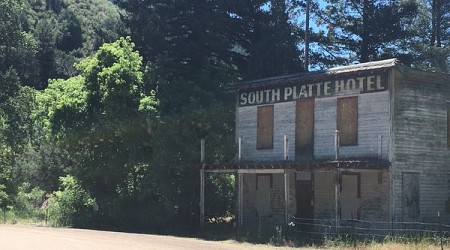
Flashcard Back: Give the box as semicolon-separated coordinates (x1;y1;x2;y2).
334;171;340;232
200;168;205;226
284;170;290;225
238;172;244;226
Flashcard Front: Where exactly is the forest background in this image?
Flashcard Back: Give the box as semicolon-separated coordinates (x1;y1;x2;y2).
0;0;449;234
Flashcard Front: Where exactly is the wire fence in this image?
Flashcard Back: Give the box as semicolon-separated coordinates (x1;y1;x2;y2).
288;215;450;246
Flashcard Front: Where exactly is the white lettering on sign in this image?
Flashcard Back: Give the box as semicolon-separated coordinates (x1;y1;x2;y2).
238;74;387;106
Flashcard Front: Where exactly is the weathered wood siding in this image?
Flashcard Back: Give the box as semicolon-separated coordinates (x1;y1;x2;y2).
312;171;389;221
359;171;390;221
236;91;391;162
242;173;296;226
392;69;450;223
313;172;335;219
237;102;296;161
315;91;391;160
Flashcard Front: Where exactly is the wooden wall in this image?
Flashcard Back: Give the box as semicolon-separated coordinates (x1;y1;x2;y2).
391;69;450;223
242;173;296;226
236;91;391;162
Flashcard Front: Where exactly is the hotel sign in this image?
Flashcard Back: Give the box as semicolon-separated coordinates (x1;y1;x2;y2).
238;73;388;107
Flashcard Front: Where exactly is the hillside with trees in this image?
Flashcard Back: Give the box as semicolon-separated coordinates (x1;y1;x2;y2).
0;0;448;234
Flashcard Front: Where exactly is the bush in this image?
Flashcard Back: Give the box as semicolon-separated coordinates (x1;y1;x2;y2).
14;182;45;220
47;175;94;227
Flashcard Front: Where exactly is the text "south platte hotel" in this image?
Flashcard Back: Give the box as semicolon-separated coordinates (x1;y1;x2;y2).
239;75;386;106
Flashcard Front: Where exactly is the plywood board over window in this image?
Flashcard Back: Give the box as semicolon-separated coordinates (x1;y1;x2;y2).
337;97;358;146
402;172;420;221
257;105;274;149
296;99;314;161
340;173;360;220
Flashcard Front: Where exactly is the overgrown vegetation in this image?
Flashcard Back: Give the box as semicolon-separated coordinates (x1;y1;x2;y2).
0;0;449;239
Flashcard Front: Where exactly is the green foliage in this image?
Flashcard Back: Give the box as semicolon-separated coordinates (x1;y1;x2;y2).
35;76;87;140
318;0;418;64
37;37;158;229
47;175;94;227
205;173;235;220
21;0;127;87
13;182;45;219
0;0;39;88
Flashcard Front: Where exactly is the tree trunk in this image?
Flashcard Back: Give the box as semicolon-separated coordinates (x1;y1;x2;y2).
161;170;175;228
432;0;442;47
360;0;370;62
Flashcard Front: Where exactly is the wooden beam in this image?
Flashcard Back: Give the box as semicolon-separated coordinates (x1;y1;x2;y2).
334;172;340;232
200;169;205;226
203;169;236;173
284;171;289;225
238;173;244;226
238;169;285;174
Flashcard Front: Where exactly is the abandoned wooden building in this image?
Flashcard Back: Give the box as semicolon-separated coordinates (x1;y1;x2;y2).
199;58;450;230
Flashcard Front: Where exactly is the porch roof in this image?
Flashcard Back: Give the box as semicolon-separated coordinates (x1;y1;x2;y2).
201;159;390;172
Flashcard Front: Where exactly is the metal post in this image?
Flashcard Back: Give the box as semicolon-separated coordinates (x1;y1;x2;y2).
304;0;310;71
201;138;205;165
238;172;244;226
335;130;340;161
200;169;205;226
238;137;242;162
377;134;382;158
335;173;340;232
284;134;289;160
284;171;289;225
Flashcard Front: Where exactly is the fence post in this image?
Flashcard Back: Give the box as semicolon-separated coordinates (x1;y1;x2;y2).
335;130;340;161
391;216;394;238
439;211;443;250
352;213;356;249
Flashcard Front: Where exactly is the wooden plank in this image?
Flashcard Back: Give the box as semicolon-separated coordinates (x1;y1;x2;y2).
401;172;420;221
257;105;274;149
340;173;360;219
295;99;314;161
337;97;358;146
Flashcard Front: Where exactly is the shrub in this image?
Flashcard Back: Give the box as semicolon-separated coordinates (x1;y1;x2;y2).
47;175;94;227
14;182;45;219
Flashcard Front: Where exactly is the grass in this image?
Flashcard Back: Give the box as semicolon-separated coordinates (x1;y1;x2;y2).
198;220;449;249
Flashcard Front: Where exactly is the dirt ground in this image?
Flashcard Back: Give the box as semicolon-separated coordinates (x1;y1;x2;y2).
0;224;297;250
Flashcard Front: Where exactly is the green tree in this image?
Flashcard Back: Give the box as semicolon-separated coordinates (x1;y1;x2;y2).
240;0;304;79
22;0;127;88
316;0;417;64
0;68;36;220
38;37;157;228
404;0;450;72
48;175;94;227
0;0;39;88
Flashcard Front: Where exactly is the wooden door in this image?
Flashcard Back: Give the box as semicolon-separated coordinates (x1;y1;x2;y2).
296;172;314;228
402;172;420;221
340;174;360;220
295;99;314;161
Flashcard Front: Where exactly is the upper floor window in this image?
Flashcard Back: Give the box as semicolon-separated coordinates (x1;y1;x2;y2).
337;96;358;146
257;105;274;149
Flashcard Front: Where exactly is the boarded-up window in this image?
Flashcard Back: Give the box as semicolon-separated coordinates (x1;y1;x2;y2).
402;172;420;221
257;105;274;149
337;97;358;146
256;174;272;216
340;173;360;220
296;99;314;161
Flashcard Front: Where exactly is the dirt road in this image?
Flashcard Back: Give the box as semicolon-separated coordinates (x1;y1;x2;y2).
0;224;296;250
